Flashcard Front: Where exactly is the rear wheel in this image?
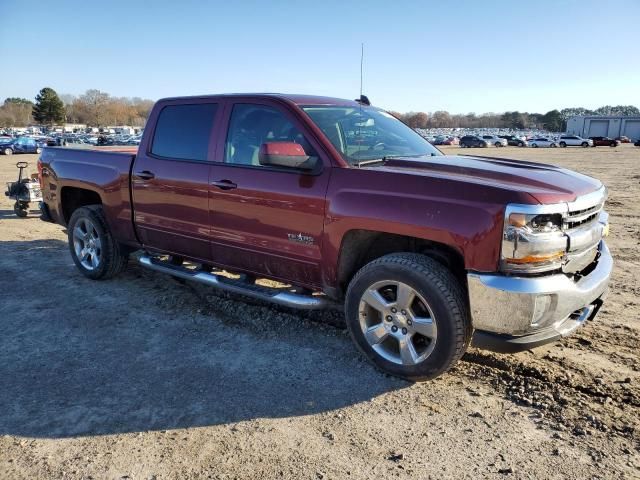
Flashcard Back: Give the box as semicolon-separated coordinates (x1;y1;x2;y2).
4;148;13;155
13;201;28;217
36;147;42;154
68;205;128;280
345;253;471;381
532;143;538;148
560;142;567;147
550;143;557;147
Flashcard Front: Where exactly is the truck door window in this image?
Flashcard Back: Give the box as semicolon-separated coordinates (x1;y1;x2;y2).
225;104;315;167
151;103;218;161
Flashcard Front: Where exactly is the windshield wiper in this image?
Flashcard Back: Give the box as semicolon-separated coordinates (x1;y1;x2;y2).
354;152;438;168
383;153;437;160
354;158;387;167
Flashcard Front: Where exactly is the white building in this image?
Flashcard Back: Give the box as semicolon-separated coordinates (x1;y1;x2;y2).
566;116;640;140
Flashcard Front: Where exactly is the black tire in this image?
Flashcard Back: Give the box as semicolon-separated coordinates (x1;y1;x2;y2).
610;142;616;147
532;143;538;148
4;147;13;155
559;142;567;148
67;205;128;280
581;142;588;147
518;142;524;147
14;201;28;217
345;253;472;381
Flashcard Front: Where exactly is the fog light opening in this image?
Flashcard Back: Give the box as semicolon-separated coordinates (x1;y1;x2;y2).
531;294;552;327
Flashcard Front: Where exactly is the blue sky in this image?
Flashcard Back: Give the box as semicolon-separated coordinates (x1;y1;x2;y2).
1;0;639;114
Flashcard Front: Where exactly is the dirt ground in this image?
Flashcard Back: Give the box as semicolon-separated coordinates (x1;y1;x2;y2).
0;144;638;480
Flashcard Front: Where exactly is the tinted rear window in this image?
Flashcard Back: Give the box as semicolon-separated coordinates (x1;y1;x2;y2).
151;103;218;161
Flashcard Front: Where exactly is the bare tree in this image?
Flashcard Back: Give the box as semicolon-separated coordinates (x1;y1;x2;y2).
406;112;429;129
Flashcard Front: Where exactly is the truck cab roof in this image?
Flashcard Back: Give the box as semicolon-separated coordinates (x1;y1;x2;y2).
157;93;361;107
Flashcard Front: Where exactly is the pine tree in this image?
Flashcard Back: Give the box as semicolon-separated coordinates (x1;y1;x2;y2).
32;87;65;125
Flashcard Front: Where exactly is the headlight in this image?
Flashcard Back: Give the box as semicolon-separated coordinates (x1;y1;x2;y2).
501;206;568;273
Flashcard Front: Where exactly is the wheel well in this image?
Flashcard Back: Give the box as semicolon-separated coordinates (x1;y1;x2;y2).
336;230;466;298
60;187;102;224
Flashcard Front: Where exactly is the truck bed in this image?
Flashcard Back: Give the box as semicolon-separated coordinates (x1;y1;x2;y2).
39;146;139;246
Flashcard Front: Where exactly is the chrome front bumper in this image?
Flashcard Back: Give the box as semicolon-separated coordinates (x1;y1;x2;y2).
467;241;612;343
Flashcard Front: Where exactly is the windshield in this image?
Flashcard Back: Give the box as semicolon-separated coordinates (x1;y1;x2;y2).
302;106;441;165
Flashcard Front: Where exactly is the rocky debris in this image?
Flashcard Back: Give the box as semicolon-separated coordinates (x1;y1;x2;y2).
322;431;335;441
387;452;404;462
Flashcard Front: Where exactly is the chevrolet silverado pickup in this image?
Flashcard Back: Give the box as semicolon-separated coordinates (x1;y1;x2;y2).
38;94;613;380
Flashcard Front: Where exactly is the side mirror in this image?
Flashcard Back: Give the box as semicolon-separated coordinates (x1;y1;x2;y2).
258;142;317;170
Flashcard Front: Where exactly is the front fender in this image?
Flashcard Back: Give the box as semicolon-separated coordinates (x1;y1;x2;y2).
321;168;524;288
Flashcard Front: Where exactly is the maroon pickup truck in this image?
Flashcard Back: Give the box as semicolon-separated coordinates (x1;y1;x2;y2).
38;94;612;380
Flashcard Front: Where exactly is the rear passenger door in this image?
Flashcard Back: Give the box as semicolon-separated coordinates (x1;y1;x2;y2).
131;100;222;262
14;138;27;153
207;100;332;288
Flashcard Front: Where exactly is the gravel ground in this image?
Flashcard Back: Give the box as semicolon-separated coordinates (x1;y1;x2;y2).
0;145;638;479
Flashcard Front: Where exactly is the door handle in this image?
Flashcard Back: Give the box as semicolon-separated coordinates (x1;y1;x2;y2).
135;170;155;180
210;179;237;190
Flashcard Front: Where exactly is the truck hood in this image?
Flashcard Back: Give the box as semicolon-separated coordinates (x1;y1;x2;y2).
373;155;602;204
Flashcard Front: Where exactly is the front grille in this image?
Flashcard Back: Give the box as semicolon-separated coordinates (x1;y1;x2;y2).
565;203;603;229
564;190;605;231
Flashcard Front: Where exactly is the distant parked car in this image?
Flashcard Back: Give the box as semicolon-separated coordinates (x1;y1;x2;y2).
558;135;593;147
459;135;488;148
498;135;528;147
528;137;557;148
616;136;631;143
481;135;507;147
0;136;42;155
589;136;619;147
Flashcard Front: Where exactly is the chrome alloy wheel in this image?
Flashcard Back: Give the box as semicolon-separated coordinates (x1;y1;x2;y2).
358;280;438;366
73;218;102;270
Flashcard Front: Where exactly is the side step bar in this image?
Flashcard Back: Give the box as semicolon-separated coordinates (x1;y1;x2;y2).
138;255;333;310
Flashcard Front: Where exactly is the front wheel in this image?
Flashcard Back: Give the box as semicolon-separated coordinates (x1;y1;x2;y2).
582;142;589;147
532;143;538;148
550;143;557;147
559;142;567;147
345;253;472;381
36;147;42;154
67;205;128;280
4;148;13;155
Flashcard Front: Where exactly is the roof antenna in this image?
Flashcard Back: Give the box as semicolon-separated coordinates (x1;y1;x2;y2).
355;43;370;106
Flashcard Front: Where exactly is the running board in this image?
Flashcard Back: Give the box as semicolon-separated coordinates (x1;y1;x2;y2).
138;255;332;310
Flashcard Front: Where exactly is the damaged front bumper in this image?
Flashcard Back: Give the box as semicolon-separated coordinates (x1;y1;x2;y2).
467;241;613;353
